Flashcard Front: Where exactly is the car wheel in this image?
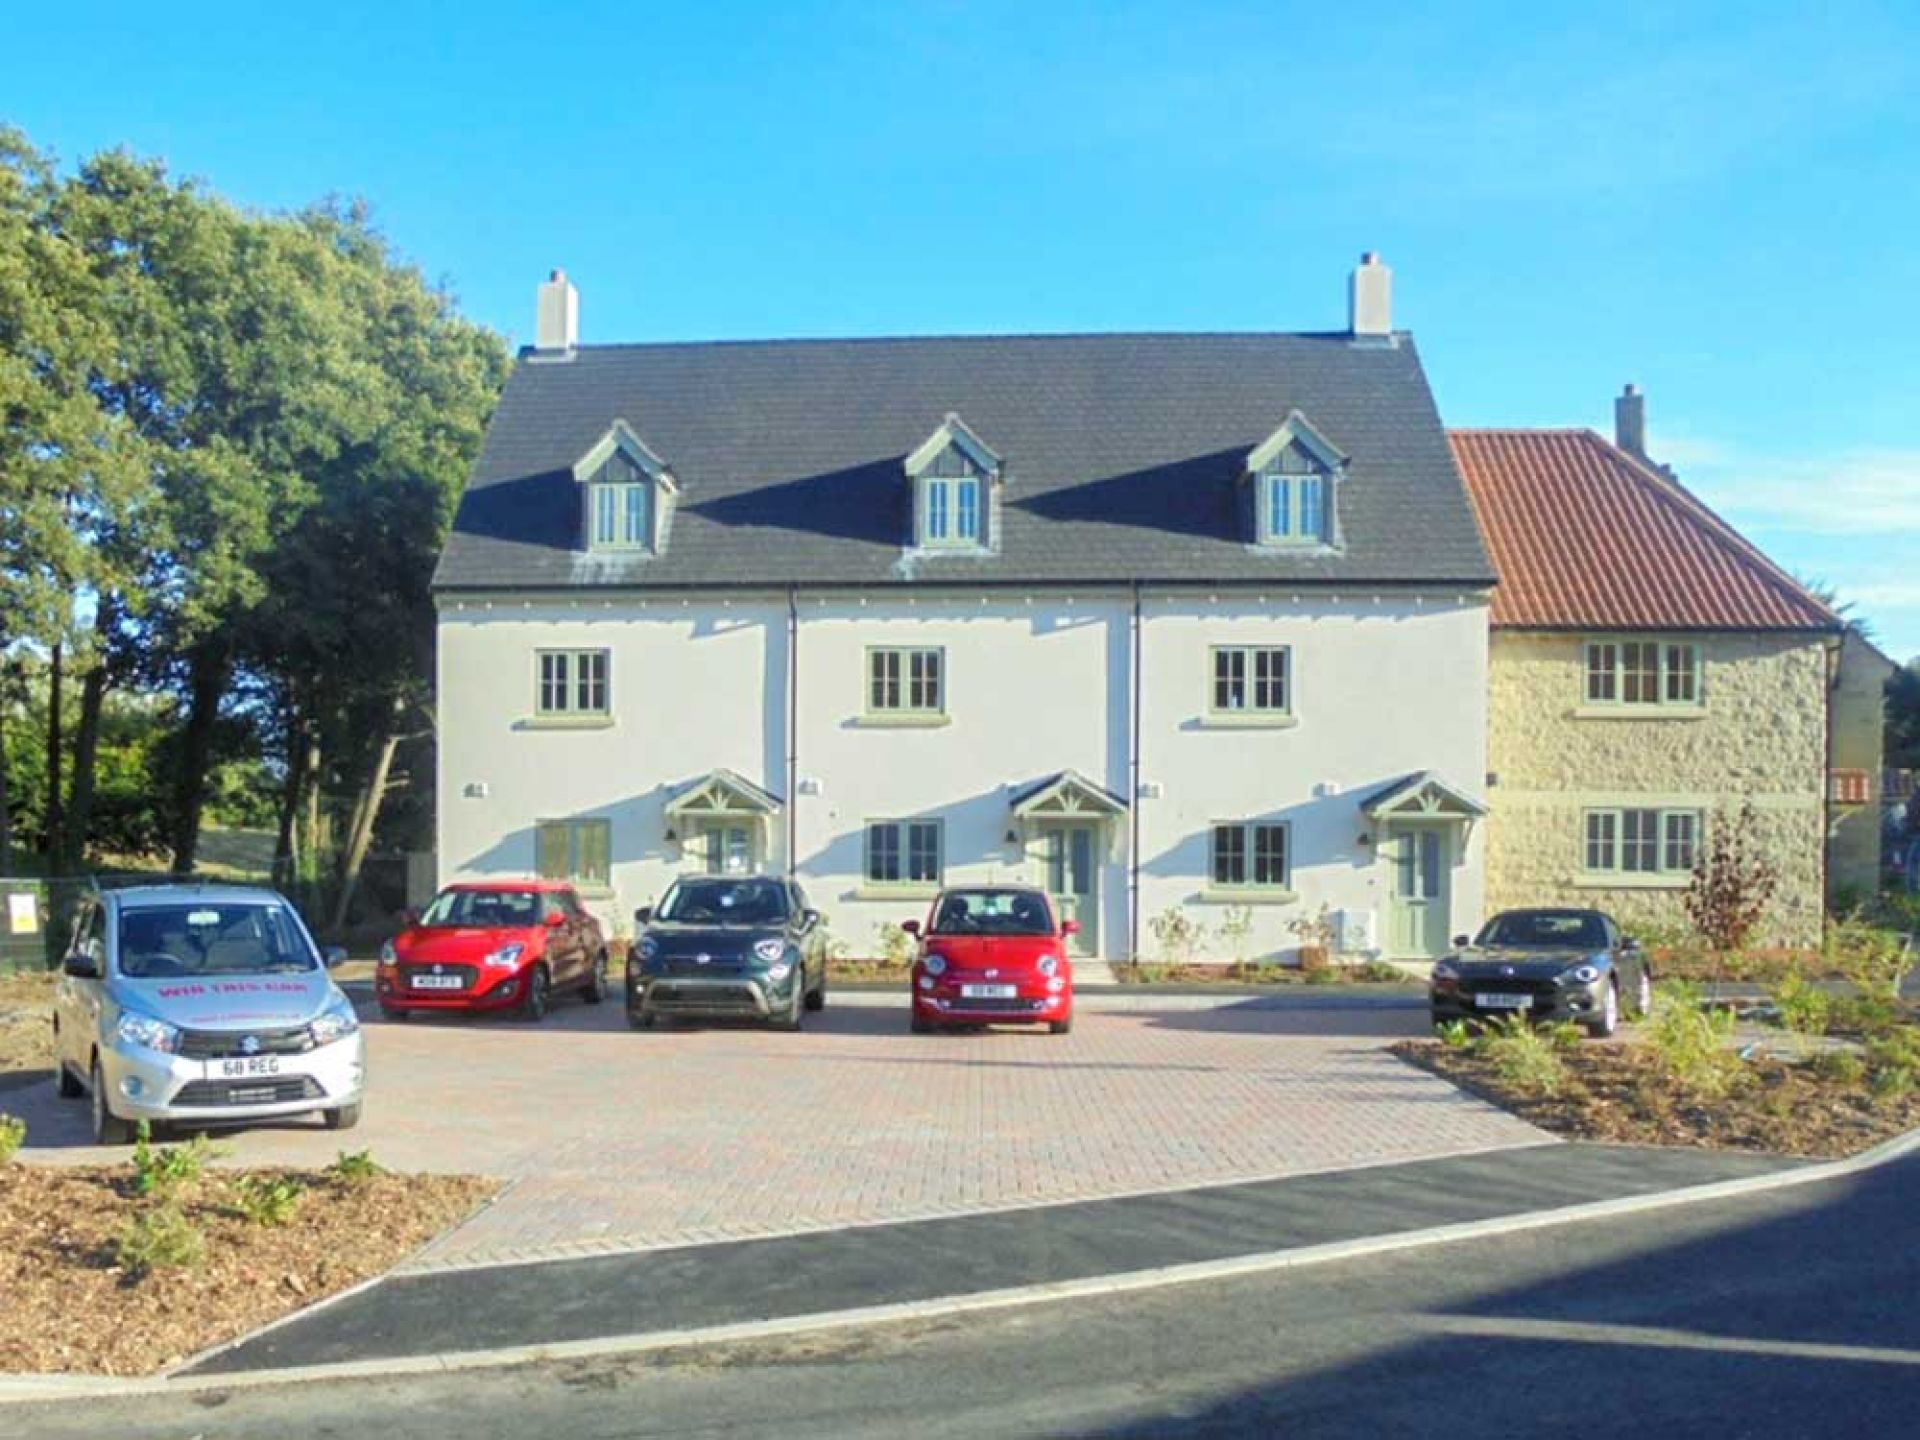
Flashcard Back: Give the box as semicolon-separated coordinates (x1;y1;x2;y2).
89;1060;134;1146
582;952;610;1004
56;1060;84;1098
521;966;551;1023
379;1005;410;1022
1586;979;1620;1039
627;1006;657;1030
910;1013;934;1035
775;979;804;1032
1636;967;1653;1018
1049;1016;1073;1035
804;974;826;1012
323;1102;362;1131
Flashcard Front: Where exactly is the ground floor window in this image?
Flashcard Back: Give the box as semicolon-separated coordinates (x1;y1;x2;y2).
536;817;612;887
1210;821;1290;889
865;819;943;886
1583;807;1700;877
691;821;755;876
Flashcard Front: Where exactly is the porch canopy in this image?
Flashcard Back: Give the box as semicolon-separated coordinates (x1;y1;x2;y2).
1010;770;1129;822
664;769;783;841
1359;770;1487;823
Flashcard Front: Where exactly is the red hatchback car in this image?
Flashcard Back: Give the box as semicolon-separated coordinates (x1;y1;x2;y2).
907;885;1076;1034
376;880;610;1022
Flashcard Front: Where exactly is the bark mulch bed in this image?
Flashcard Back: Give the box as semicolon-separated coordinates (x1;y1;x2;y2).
1396;1040;1920;1158
0;1161;497;1376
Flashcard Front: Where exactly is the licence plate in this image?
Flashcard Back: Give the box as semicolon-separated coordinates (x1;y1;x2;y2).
961;984;1017;999
1474;992;1533;1010
411;973;465;990
215;1056;281;1079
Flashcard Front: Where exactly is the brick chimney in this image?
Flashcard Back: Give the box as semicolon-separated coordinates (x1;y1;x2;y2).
535;269;579;352
1349;252;1392;337
1614;383;1646;457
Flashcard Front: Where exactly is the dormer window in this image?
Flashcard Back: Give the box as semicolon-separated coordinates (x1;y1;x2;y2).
1244;411;1347;550
572;419;678;556
905;413;1001;553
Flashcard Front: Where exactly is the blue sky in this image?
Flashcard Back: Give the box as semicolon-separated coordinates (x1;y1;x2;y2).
10;1;1918;658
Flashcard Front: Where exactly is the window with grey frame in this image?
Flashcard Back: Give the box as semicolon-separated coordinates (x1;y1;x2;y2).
1211;645;1290;715
865;819;943;886
1583;807;1700;876
1584;641;1701;707
868;647;943;715
536;817;612;887
1211;822;1290;888
537;649;610;716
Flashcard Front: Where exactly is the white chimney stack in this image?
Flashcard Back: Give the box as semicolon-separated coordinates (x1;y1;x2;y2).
1614;383;1647;456
1348;251;1392;337
535;268;579;352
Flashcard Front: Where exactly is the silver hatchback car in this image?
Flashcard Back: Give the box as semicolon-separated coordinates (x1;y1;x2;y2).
52;885;367;1144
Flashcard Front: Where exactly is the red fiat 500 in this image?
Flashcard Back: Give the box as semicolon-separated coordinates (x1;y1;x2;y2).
376;880;610;1022
907;885;1076;1034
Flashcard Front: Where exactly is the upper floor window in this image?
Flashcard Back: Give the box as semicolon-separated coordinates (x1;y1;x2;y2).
1258;468;1329;545
1211;645;1290;715
537;649;609;716
1211;821;1290;889
1584;641;1701;707
869;647;943;716
906;413;1000;552
573;420;677;556
1246;411;1345;549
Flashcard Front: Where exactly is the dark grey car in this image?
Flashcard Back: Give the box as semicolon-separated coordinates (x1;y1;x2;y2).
1429;907;1653;1037
626;875;827;1030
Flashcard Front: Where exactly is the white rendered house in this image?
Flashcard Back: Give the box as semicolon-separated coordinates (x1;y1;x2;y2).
434;257;1494;962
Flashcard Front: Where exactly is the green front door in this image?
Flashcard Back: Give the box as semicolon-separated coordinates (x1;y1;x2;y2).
1036;824;1098;956
1387;824;1451;958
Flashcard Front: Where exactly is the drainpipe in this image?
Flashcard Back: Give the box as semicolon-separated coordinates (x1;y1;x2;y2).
1130;582;1143;965
787;586;799;880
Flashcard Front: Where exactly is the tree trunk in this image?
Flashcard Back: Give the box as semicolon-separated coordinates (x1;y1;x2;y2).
65;615;114;871
0;667;12;875
300;737;323;887
331;722;402;932
272;717;305;888
44;642;64;873
168;642;229;874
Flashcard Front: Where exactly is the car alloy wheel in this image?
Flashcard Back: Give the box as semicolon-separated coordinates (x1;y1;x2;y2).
521;966;550;1022
1637;968;1653;1017
1587;979;1619;1039
90;1060;133;1145
583;952;609;1004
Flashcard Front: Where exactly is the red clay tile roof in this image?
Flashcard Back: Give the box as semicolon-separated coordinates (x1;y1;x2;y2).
1449;428;1839;632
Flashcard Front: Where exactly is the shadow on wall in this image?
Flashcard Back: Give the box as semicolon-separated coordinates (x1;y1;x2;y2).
1013;449;1243;542
801;791;1040;901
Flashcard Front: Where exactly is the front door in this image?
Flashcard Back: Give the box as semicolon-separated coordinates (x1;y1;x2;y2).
1386;824;1451;958
1036;824;1097;956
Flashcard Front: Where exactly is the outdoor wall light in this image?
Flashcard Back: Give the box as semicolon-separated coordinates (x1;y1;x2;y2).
663;827;677;843
1357;833;1372;847
1004;829;1020;844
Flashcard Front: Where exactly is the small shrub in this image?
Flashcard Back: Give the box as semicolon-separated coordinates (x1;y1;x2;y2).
330;1149;383;1186
1864;1028;1920;1074
116;1205;205;1276
1644;983;1742;1098
1683;804;1780;954
234;1173;305;1227
1287;903;1338;970
1826;921;1914;1005
1148;906;1206;965
1771;971;1831;1049
1478;1015;1569;1097
1436;1019;1473;1049
1347;961;1410;984
1217;905;1254;964
1542;1021;1584;1054
1870;1064;1915;1106
873;922;915;968
0;1114;24;1165
132;1126;221;1200
1806;1048;1867;1087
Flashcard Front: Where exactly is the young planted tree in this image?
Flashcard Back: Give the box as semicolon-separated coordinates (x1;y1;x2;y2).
1684;803;1781;953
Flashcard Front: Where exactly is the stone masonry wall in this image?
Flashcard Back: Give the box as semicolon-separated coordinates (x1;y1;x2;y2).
1486;632;1827;947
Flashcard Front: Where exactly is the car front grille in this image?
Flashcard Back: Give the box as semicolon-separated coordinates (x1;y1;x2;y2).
178;1026;316;1060
947;996;1046;1013
647;982;764;1015
173;1076;326;1107
1458;978;1560;1000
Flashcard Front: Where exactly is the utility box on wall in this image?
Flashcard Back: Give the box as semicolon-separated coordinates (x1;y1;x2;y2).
1334;907;1377;957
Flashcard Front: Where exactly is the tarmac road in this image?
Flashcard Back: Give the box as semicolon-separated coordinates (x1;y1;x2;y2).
10;1151;1918;1438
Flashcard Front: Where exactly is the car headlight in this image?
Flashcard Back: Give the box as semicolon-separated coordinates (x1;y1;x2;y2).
754;938;787;963
924;953;948;976
1563;964;1601;985
1037;955;1059;976
765;961;795;981
638;936;660;963
482;942;525;969
116;1011;182;1055
310;996;361;1046
379;939;397;965
1432;961;1460;982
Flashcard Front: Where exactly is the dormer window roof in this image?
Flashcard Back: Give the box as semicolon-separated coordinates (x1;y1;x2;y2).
905;413;1001;552
1245;410;1346;549
573;419;678;555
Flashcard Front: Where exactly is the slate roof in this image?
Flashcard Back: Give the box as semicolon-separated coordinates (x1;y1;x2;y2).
433;333;1494;591
1449;429;1839;633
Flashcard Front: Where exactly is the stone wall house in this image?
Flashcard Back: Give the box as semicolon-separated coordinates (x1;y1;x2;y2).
1452;402;1854;949
1829;631;1898;902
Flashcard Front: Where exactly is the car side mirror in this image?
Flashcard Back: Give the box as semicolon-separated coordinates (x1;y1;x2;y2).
634;906;653;927
1621;935;1641;951
1451;934;1470;948
901;920;920;936
63;949;100;980
801;908;822;932
545;911;566;928
323;946;349;968
1061;920;1081;937
400;908;420;927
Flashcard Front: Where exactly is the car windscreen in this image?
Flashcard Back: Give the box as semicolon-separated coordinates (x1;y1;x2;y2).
420;889;545;928
1477;912;1607;949
117;904;317;978
656;878;789;926
929;890;1054;936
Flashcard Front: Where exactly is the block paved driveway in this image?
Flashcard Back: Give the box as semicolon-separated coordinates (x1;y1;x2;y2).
16;996;1550;1272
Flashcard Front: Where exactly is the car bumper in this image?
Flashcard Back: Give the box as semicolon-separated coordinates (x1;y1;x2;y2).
913;987;1072;1024
630;969;799;1020
377;965;530;1011
100;1031;367;1123
1430;983;1606;1025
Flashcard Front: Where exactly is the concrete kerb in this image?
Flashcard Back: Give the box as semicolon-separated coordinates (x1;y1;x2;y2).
5;1121;1916;1407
